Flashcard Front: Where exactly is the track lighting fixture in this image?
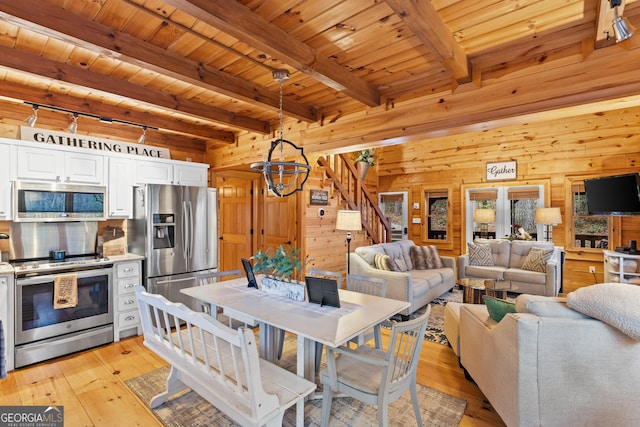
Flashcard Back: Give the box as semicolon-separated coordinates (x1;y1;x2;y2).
22;102;157;138
138;126;147;144
250;69;310;197
610;0;636;42
26;105;38;127
67;113;78;134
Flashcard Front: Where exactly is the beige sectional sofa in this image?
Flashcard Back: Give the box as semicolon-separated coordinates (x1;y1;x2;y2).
457;287;640;427
458;238;563;296
348;240;455;316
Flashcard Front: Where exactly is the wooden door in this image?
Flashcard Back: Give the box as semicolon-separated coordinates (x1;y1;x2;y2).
217;177;254;272
261;187;297;250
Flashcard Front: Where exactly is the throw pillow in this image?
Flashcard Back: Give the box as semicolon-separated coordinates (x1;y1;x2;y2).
468;242;493;266
521;248;553;273
567;283;640;340
394;256;409;272
484;296;516;322
409;245;444;269
374;253;399;271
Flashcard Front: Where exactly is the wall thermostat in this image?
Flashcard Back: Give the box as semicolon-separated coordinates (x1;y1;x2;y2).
318;208;325;217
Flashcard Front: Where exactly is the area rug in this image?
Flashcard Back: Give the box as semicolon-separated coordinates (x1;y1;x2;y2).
388;288;463;347
126;365;467;426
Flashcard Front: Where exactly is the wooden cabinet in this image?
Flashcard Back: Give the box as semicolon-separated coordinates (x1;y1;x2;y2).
113;259;143;341
107;157;135;218
136;159;208;186
0;144;11;219
16;146;104;185
0;273;15;372
603;250;640;285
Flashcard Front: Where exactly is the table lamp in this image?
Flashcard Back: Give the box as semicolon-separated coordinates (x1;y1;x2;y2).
336;210;362;274
473;208;495;239
535;207;562;241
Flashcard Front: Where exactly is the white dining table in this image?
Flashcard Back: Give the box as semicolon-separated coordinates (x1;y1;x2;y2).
181;275;410;425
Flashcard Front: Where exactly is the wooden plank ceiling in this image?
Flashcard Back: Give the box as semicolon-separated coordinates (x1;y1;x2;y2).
0;0;638;148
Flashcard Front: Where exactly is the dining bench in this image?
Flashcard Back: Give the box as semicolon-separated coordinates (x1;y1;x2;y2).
134;285;316;427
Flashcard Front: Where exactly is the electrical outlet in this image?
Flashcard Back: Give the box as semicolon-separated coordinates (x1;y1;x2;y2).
589;266;596;273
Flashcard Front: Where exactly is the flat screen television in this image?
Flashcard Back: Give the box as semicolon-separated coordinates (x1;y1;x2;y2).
584;173;640;216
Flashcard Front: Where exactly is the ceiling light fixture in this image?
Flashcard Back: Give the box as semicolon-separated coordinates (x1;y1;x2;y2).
67;113;78;134
138;126;147;144
26;104;38;127
22;102;158;135
250;69;310;197
611;0;636;42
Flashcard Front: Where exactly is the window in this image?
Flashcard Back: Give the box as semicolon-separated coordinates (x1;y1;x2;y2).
469;190;497;239
462;180;548;245
508;187;540;239
422;186;452;245
425;190;448;240
571;181;609;249
379;192;407;241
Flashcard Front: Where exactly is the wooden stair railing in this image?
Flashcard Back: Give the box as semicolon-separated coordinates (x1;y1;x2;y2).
317;155;392;244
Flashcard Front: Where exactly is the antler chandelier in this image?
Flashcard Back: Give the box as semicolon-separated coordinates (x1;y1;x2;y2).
251;69;310;197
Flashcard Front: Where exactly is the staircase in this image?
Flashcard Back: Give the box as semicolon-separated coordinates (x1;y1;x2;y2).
317;154;392;244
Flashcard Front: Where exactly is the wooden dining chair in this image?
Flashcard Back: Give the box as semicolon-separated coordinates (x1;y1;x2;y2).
320;306;431;427
197;269;241;326
346;274;387;349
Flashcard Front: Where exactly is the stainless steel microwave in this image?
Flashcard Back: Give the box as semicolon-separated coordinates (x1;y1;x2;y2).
14;181;107;222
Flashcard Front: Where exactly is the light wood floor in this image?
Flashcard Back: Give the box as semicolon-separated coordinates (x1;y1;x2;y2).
0;330;506;426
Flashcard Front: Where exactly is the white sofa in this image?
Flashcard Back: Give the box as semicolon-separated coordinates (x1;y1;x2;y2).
458;291;640;427
458;239;563;296
348;240;455;316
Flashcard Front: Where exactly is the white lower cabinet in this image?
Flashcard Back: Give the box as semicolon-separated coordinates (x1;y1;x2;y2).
113;260;143;341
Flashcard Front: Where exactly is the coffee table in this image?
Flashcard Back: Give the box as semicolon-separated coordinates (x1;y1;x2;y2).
459;278;510;304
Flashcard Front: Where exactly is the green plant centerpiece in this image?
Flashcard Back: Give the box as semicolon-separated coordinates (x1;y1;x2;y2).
252;245;308;301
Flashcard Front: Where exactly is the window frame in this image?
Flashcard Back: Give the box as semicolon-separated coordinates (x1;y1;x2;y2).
461;179;550;246
421;184;453;249
565;175;620;254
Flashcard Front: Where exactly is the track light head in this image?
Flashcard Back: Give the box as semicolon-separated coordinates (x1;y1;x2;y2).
26;105;38;127
138;126;147;144
67;113;78;134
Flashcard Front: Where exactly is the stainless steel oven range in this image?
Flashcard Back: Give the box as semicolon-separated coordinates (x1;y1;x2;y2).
14;259;114;368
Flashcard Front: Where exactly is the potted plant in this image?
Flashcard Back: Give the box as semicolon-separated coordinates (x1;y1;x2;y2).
355;149;375;178
252;245;309;301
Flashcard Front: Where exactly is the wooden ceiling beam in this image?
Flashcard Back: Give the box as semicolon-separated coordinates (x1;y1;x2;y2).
0;45;270;134
0;3;318;123
384;0;471;83
163;0;381;107
0;80;235;144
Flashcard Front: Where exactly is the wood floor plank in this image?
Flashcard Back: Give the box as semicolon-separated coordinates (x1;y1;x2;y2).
1;332;506;426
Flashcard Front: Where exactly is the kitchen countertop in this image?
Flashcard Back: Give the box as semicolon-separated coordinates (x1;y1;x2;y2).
0;263;13;274
106;253;145;263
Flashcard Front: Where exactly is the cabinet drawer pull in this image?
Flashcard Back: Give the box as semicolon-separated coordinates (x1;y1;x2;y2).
124;267;134;272
123;283;135;289
124;299;135;305
125;315;136;321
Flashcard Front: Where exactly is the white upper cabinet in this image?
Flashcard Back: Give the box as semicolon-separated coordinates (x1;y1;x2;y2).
16;146;104;185
107;157;135;218
136;159;208;186
174;163;208;186
0;144;11;219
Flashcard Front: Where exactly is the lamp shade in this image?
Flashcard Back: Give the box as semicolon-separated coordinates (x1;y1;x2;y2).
336;210;362;231
473;208;495;223
535;207;562;225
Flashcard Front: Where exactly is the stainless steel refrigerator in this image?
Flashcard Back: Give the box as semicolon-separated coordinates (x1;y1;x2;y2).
128;184;217;310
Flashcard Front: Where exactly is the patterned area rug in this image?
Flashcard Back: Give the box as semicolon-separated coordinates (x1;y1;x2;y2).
126;364;466;427
388;288;463;347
